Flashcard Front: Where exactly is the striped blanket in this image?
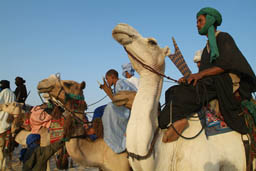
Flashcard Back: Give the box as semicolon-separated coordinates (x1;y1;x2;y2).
50;118;65;143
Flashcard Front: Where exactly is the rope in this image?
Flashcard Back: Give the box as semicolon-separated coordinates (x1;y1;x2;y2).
124;47;178;83
170;122;204;140
87;95;107;107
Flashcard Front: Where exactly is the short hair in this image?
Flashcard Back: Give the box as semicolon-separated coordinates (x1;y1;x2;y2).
106;69;119;78
0;80;10;89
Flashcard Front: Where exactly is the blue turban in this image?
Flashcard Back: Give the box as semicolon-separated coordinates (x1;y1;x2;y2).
122;63;135;77
26;134;41;147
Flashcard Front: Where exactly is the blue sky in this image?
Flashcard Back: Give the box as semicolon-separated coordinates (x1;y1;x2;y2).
1;0;255;112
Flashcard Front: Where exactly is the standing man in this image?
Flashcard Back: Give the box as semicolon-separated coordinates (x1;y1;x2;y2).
159;7;256;143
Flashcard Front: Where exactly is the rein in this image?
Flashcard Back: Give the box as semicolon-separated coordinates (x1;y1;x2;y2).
124;47;178;83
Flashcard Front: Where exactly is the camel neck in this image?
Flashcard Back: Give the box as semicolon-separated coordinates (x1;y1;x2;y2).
126;72;163;155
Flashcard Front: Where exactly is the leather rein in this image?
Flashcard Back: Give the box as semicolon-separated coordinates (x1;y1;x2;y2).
124;47;178;83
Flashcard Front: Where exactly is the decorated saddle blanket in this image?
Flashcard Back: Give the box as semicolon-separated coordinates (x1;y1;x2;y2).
50;118;65;143
199;99;232;137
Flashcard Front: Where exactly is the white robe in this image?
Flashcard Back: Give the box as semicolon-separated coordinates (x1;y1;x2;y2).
127;76;139;89
0;88;16;133
102;79;137;153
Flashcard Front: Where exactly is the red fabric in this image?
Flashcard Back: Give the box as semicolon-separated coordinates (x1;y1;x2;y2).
30;106;52;133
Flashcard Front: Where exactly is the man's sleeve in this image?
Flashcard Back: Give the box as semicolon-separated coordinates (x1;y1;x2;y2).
40;140;64;162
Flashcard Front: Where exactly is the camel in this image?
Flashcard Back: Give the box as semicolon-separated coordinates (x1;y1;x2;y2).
112;23;246;171
36;74;130;171
0;102;53;171
0;102;25;171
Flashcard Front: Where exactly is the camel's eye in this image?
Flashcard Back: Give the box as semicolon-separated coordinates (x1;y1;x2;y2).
63;82;72;88
148;39;157;46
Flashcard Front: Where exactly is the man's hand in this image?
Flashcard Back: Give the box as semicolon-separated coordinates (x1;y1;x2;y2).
187;73;203;86
178;77;186;84
98;78;114;100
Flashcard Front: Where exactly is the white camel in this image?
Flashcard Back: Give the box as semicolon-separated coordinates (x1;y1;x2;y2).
36;74;130;171
112;23;246;171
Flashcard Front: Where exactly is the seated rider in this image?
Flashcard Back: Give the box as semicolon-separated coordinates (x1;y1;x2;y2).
102;69;137;153
14;76;28;103
122;62;139;89
159;7;256;143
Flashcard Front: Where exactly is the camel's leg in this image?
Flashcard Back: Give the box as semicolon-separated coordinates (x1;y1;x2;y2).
7;152;12;170
70;158;74;168
0;133;6;171
46;160;50;171
1;157;6;171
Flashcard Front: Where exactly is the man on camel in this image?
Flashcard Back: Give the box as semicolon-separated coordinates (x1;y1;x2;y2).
159;7;256;143
101;69;137;153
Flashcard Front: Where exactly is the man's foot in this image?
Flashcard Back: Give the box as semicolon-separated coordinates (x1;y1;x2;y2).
162;119;188;143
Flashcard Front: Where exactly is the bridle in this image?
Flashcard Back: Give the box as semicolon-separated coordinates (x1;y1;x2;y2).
38;74;90;126
124;47;178;83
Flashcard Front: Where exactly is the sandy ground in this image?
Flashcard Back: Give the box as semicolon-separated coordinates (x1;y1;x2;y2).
6;145;99;171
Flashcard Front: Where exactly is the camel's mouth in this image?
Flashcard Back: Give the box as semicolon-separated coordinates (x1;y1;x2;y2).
112;31;133;46
112;23;140;46
37;84;54;93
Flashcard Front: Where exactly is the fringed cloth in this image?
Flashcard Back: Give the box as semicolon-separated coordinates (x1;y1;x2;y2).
168;37;191;78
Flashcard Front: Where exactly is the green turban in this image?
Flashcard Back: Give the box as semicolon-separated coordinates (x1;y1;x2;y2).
197;7;222;63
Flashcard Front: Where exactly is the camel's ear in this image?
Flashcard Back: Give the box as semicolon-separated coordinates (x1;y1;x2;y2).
164;46;171;57
80;81;86;90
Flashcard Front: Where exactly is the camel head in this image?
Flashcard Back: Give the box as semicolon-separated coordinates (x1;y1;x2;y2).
112;23;170;76
37;74;87;113
0;102;24;116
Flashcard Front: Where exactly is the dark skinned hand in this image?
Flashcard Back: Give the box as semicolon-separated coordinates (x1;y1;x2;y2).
187;73;203;86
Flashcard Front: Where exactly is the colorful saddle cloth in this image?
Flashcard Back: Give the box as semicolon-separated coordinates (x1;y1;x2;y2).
200;108;232;137
50;118;65;143
199;99;232;137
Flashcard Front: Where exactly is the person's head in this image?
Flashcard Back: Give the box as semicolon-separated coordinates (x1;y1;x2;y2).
196;7;222;36
15;76;26;86
121;63;135;79
193;49;203;69
105;69;119;87
0;80;10;90
196;7;222;63
26;134;41;148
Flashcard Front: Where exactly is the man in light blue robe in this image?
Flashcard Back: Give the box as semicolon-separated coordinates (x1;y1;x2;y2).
102;69;137;153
